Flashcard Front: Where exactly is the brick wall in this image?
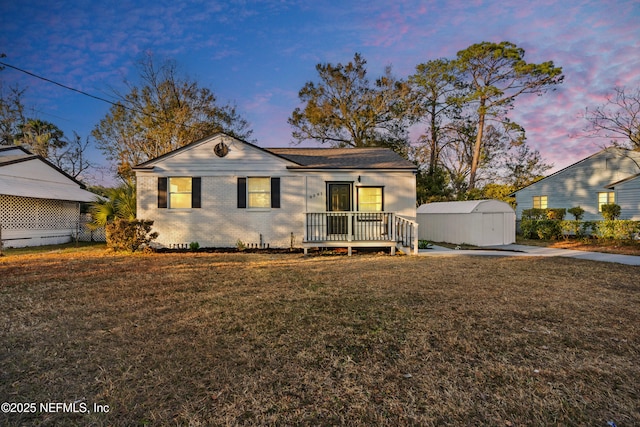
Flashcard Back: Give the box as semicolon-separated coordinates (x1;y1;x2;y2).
137;175;305;249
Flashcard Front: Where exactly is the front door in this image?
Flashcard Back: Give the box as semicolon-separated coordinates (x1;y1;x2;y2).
327;183;352;235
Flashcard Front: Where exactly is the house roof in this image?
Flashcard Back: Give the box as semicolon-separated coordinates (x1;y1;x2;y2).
606;172;640;189
0;146;97;202
133;133;417;171
417;200;514;214
266;147;416;170
510;147;640;195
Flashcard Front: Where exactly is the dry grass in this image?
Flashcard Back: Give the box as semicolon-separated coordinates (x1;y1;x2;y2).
516;236;640;256
1;247;639;426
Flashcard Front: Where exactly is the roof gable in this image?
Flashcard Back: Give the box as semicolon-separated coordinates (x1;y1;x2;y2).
133;133;299;169
133;133;417;171
511;147;640;195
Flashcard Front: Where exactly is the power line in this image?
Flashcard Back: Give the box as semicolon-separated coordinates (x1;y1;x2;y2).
0;60;125;109
0;60;197;131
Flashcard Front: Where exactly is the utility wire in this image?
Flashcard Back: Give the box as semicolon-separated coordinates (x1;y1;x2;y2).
0;60;125;109
0;60;196;130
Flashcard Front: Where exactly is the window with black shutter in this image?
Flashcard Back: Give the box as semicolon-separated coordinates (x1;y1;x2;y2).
237;177;247;208
158;177;201;209
237;177;280;209
158;177;168;208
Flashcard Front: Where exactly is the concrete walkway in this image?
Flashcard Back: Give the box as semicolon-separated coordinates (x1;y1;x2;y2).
417;243;640;266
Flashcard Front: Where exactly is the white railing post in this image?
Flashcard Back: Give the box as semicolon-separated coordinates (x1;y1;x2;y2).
347;212;353;242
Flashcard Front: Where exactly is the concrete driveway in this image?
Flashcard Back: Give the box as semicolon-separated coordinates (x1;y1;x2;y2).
418;243;640;266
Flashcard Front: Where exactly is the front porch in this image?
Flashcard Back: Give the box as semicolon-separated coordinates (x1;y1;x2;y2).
303;212;419;255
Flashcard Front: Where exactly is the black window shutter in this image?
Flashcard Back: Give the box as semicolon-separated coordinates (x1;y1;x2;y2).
158;177;168;208
237;177;247;208
192;177;201;208
271;177;280;208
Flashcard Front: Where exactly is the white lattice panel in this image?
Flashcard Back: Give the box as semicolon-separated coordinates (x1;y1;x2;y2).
0;195;79;230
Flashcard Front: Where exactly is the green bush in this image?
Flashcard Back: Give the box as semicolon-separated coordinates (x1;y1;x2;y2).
535;219;562;240
520;218;537;239
189;241;200;251
560;220;581;239
594;220;640;240
520;219;562;240
567;206;585;220
105;218;159;252
522;208;547;220
546;208;566;220
601;204;621;220
580;221;596;237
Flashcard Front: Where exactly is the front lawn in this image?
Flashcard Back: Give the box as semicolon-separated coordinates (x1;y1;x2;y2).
516;235;640;256
1;248;638;425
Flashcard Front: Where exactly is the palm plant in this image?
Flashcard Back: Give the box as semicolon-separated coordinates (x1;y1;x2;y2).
89;180;136;228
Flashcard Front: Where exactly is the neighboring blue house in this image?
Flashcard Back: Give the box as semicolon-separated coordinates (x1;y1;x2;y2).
512;147;640;220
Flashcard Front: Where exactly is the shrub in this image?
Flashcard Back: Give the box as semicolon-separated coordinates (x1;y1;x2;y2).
601;203;621;220
568;206;585;220
105;218;158;252
546;208;566;220
535;219;562;240
522;208;547;220
189;241;200;251
581;221;596;237
560;220;581;239
418;240;432;249
594;220;640;240
520;219;537;239
520;219;562;240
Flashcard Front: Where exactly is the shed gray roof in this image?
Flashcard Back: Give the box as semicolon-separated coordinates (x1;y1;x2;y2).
266;147;416;170
417;200;515;214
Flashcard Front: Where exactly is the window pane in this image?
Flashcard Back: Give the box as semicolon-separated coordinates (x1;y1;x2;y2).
248;177;271;208
598;192;615;212
249;193;270;208
170;177;192;193
533;195;547;209
170;193;192;208
358;187;382;211
169;177;192;208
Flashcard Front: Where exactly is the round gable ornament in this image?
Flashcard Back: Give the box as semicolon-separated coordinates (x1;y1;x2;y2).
214;141;229;157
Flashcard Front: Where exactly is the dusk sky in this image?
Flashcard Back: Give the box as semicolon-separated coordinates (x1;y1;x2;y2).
1;0;639;184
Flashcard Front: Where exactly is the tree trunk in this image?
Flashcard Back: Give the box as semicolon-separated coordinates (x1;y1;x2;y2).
468;99;486;190
428;103;438;175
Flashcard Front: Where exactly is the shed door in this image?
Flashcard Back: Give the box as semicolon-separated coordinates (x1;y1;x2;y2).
482;213;504;246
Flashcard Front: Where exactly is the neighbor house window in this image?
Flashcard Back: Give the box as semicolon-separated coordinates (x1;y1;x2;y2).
237;177;281;209
358;187;383;212
157;177;201;209
533;195;547;209
598;191;615;212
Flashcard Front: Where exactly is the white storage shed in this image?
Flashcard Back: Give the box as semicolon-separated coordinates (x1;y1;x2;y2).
417;200;516;246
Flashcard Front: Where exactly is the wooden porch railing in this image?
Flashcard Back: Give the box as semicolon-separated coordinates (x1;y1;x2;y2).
395;215;419;255
304;212;419;255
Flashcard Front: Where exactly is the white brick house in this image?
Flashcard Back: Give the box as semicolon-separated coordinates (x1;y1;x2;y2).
134;133;418;254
